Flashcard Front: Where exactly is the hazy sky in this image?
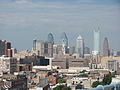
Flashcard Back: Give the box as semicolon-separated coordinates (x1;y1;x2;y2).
0;0;120;52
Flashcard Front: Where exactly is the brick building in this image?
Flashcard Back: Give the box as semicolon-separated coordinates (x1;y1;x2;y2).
19;56;49;66
0;40;13;57
16;64;32;72
52;55;90;69
0;74;27;90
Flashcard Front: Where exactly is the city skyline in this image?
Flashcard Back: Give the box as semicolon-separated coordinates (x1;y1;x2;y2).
0;0;120;51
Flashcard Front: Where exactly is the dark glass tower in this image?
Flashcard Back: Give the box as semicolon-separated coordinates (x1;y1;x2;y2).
33;39;37;50
47;33;54;44
103;37;110;56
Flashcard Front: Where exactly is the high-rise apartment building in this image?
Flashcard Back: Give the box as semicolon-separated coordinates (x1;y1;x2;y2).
103;37;110;57
76;35;84;58
61;32;68;54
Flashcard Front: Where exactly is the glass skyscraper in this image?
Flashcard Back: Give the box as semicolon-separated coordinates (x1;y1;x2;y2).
93;29;100;55
47;33;54;44
76;35;84;58
61;32;68;54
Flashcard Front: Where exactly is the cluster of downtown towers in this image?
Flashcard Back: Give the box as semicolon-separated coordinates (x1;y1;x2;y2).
33;30;110;58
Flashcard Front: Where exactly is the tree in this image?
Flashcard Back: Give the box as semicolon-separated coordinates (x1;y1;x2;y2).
57;78;66;83
53;85;64;90
80;70;87;73
79;74;88;77
102;73;112;85
53;85;71;90
92;81;103;88
62;86;71;90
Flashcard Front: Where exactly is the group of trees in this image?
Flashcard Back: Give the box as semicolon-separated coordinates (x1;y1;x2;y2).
79;73;88;77
53;78;71;90
57;78;66;83
92;72;112;88
53;85;71;90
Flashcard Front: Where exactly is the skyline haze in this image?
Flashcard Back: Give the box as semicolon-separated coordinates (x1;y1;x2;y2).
0;0;120;52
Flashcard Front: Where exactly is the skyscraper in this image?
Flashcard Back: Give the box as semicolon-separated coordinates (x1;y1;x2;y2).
61;32;68;54
76;35;84;58
32;40;53;57
33;39;37;51
103;37;110;57
47;33;54;44
92;29;100;55
0;40;12;56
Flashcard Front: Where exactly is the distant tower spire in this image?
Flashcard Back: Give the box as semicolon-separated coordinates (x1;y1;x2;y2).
47;33;54;44
76;35;84;58
61;32;68;54
103;37;110;56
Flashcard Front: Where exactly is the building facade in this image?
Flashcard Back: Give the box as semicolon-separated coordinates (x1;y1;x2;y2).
0;55;17;73
32;40;53;57
0;40;13;57
0;74;27;90
107;60;119;71
52;56;90;69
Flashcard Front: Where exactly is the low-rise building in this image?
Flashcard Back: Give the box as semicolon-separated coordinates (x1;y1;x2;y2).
48;75;59;85
52;55;90;69
0;74;27;90
16;64;32;72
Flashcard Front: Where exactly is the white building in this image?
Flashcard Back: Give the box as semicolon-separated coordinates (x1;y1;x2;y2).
0;55;17;73
92;29;100;55
76;35;84;58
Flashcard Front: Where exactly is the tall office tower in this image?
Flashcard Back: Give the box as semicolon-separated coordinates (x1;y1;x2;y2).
61;32;68;54
0;40;6;56
33;39;37;50
47;33;54;44
76;35;84;58
0;40;12;56
103;37;110;57
5;42;11;55
32;40;53;57
92;29;100;55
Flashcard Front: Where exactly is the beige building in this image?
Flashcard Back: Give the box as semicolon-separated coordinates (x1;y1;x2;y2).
0;55;17;73
31;72;48;85
33;40;53;57
101;56;120;71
